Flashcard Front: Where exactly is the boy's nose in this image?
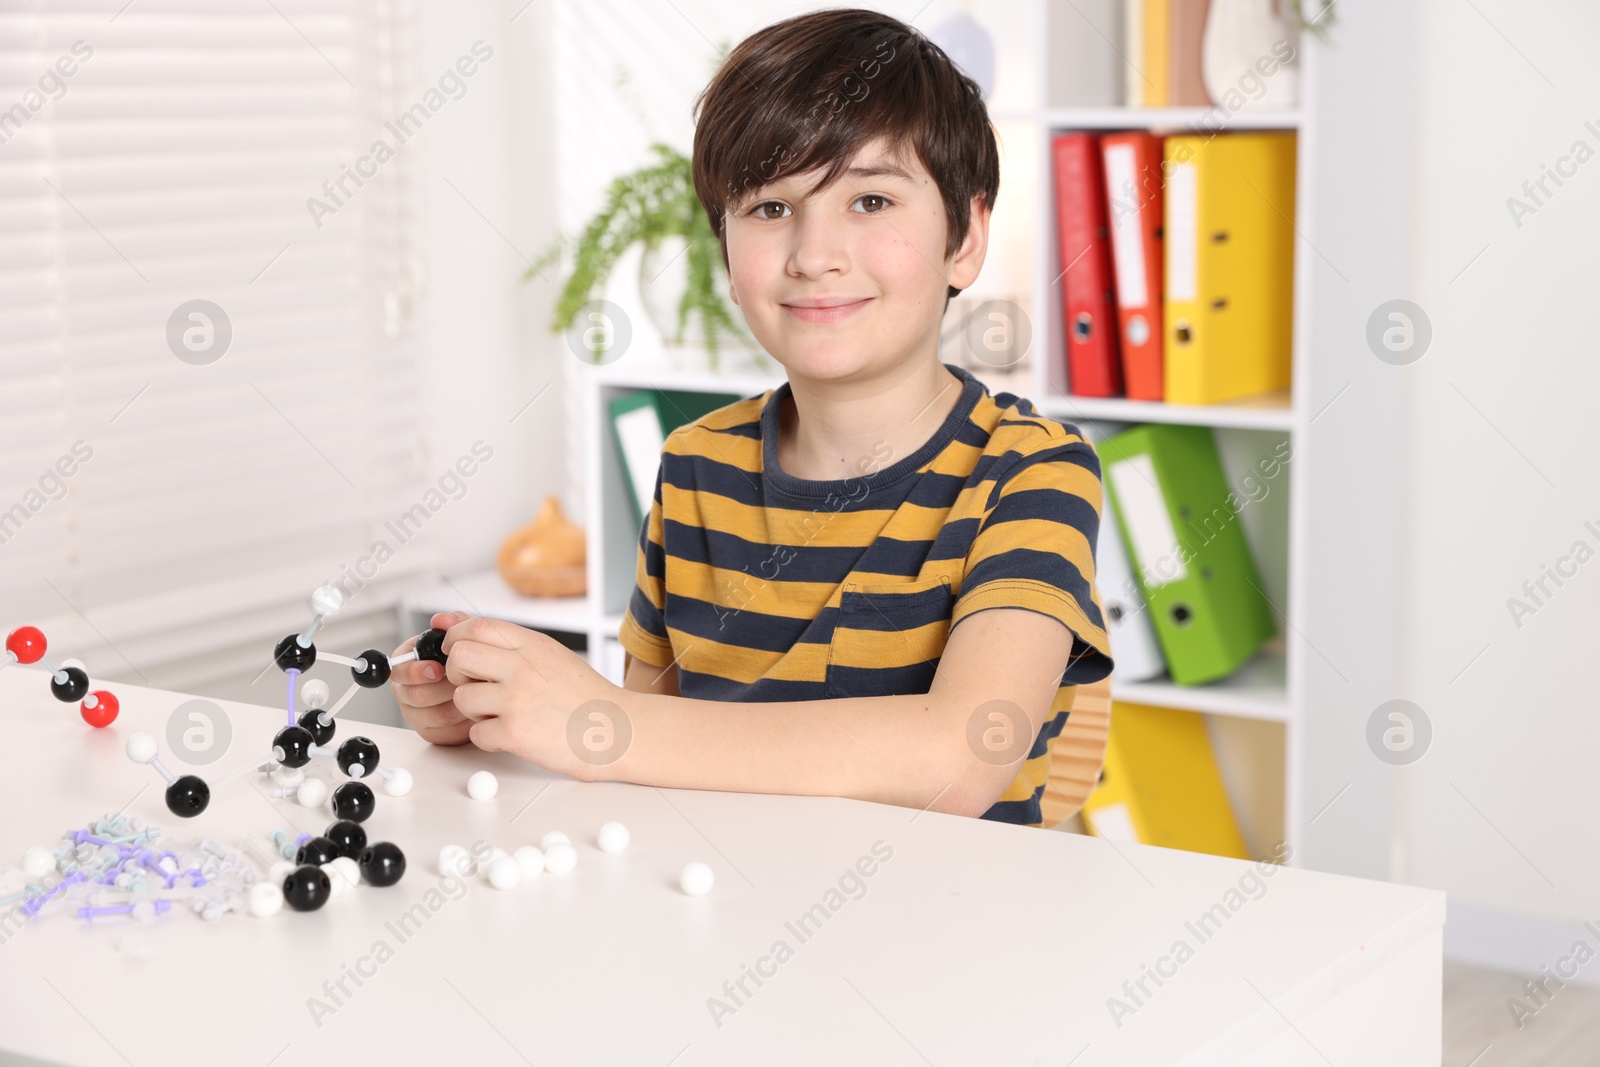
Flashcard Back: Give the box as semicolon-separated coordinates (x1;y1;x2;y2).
787;214;852;279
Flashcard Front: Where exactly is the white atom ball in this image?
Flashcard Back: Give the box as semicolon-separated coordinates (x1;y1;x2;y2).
596;821;629;854
268;860;296;885
679;862;715;897
539;830;570;851
488;855;523;891
125;733;158;765
438;844;471;878
514;845;545;879
543;842;577;876
301;678;331;711
322;862;353;899
309;584;344;617
248;881;284;918
22;846;54;879
272;765;305;788
467;770;498;800
328;856;361;894
476;847;507;879
296;778;329;809
381;768;413;797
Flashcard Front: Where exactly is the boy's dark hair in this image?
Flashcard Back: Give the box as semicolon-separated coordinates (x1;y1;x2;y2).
691;8;999;300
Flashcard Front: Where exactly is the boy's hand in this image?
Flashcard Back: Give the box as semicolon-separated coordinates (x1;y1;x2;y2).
440;614;622;779
391;611;475;746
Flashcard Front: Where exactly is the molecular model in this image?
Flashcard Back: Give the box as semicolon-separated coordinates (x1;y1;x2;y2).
5;585;449;927
4;625;120;727
7;587;720;934
239;584;437;911
127;733;211;818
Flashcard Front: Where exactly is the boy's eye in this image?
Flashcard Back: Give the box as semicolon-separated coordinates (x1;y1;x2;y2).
747;194;893;219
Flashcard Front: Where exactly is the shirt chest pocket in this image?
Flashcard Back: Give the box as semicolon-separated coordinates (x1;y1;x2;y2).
825;574;955;699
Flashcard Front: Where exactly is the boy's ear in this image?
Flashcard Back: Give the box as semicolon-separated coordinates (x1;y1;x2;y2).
948;192;992;292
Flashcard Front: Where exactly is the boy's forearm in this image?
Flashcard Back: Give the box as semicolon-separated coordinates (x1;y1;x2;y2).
589;688;1003;817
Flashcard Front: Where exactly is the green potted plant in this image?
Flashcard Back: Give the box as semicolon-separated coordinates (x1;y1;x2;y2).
525;141;760;371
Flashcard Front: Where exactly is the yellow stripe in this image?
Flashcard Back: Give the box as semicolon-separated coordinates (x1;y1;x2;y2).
664;626;830;684
669;559;844;620
828;617;951;669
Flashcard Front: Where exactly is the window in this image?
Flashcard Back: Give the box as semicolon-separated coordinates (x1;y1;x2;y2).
0;1;429;691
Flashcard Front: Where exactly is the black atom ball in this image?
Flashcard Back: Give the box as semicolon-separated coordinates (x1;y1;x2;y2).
358;842;406;887
274;634;317;673
295;836;340;867
351;650;392;688
298;708;336;747
50;666;89;703
331;781;376;823
337;736;380;779
283;864;331;911
324;819;368;859
415;628;448;667
165;775;210;818
272;725;315;769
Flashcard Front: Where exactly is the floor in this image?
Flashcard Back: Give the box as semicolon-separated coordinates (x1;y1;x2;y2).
1444;961;1600;1066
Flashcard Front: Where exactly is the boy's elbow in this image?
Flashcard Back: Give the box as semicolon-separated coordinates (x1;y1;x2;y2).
926;738;1013;819
937;776;1009;819
922;700;1034;819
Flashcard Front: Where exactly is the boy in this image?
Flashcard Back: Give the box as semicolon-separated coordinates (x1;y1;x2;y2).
393;8;1114;826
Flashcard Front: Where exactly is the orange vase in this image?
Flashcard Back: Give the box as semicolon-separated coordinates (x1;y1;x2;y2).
496;495;587;598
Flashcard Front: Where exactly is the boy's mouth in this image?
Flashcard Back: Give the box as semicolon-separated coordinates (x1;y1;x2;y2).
782;297;872;324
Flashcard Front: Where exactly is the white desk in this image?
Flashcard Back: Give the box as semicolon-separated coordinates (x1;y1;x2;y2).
0;668;1443;1066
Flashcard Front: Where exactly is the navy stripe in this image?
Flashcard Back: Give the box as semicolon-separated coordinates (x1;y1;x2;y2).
676;669;830;703
642;531;666;581
667;595;827;652
981;780;1045;826
663;522;874;584
662;452;767;509
902;470;981;507
1027;709;1067;761
986;484;1102;530
964;547;1105;633
839;582;953;630
1063;643;1114;686
825;660;940;699
627;585;667;639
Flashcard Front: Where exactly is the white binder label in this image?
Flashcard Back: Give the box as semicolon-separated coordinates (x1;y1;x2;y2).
1110;454;1186;588
1104;143;1148;309
615;403;666;522
1167;162;1198;302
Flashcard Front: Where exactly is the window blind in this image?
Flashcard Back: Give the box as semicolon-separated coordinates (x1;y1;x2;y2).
0;0;431;689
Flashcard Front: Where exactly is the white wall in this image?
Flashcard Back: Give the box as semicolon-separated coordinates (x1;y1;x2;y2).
1400;0;1600;961
193;0;565;718
406;0;564;578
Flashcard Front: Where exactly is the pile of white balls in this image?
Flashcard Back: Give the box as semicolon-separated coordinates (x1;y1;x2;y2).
436;826;597;891
445;789;715;898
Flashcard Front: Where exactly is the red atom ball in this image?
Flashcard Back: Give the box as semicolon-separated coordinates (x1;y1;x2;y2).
81;690;119;728
5;626;46;665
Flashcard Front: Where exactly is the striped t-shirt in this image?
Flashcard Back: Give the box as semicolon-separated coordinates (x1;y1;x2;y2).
618;363;1115;825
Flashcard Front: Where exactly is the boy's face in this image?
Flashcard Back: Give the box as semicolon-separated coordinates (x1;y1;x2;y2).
723;136;989;383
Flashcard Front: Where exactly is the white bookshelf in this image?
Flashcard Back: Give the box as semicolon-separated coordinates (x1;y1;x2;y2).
415;2;1404;881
